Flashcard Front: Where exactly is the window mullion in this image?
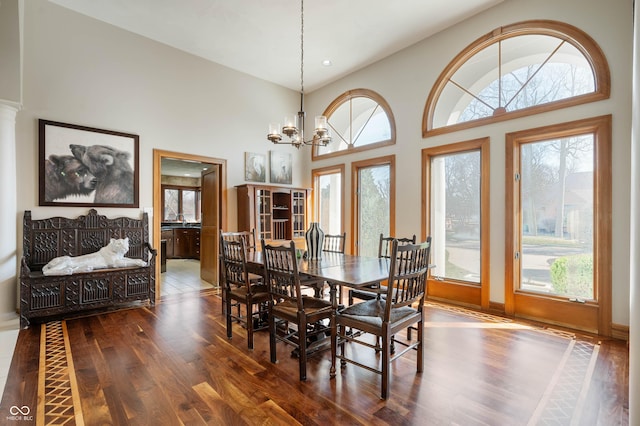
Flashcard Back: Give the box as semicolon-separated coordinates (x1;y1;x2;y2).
351;104;380;147
503;40;566;109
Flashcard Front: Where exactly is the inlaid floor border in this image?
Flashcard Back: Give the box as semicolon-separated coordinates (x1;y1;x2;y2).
424;300;578;340
37;321;84;426
424;300;601;425
528;339;600;425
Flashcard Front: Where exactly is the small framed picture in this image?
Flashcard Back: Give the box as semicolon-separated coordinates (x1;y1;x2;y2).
39;119;139;207
270;151;292;185
244;152;266;182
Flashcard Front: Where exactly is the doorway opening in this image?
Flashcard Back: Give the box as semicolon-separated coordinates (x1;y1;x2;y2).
153;150;227;300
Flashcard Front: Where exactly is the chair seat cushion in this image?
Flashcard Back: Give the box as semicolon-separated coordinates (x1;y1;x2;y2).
228;284;269;301
248;272;262;282
273;296;332;318
339;299;417;327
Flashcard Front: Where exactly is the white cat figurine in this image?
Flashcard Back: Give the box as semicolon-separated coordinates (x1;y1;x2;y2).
42;237;147;276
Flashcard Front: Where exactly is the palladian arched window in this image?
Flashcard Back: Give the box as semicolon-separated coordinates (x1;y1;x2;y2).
313;89;395;160
423;20;610;137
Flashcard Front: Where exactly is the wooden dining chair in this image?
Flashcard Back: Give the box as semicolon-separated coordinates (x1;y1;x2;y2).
261;239;333;381
220;236;269;350
320;232;347;302
220;230;261;316
348;233;416;304
323;232;346;254
221;229;257;251
331;237;432;399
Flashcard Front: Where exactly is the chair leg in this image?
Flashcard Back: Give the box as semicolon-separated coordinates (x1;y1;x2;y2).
269;304;277;364
407;325;418;340
246;298;254;350
381;330;390;400
298;314;307;381
417;320;424;373
221;288;225;316
235;302;242;322
226;294;233;340
330;316;337;377
339;324;347;368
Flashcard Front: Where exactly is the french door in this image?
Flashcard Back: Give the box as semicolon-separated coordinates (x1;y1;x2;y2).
505;116;611;334
422;138;490;308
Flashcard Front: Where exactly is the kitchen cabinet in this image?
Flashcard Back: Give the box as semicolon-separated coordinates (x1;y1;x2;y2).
162;228;200;259
161;229;175;259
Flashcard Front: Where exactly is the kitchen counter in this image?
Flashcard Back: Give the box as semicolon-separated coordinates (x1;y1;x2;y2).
161;223;201;231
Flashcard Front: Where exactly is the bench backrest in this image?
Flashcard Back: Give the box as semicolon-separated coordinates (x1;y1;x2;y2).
22;209;151;272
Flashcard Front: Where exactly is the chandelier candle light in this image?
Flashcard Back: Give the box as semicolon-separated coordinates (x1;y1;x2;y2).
267;0;331;149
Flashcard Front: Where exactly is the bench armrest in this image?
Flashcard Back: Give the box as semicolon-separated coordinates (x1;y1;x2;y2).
145;243;158;262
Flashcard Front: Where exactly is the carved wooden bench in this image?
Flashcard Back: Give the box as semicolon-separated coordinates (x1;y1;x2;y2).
20;209;156;328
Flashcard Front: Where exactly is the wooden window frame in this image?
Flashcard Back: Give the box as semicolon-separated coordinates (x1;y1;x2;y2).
162;184;202;223
422;138;491;309
351;155;396;255
311;164;346;236
313;89;396;161
423;20;611;138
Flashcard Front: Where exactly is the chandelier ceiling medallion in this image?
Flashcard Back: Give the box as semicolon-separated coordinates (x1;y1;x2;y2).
267;0;331;149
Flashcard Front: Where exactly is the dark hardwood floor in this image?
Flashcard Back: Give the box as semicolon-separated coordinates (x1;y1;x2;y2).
1;290;629;425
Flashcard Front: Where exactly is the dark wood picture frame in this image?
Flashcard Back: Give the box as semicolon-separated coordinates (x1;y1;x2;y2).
39;119;140;207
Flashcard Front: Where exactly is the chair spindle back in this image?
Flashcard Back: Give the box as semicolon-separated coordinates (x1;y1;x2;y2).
384;237;432;316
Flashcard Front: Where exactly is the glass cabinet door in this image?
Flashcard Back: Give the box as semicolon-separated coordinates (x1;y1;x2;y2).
292;191;306;238
256;189;272;241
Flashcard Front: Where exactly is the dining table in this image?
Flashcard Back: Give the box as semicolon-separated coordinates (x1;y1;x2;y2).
244;250;391;358
245;250;391;306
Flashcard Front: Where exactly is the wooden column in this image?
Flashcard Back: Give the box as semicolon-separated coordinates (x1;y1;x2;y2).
630;1;640;422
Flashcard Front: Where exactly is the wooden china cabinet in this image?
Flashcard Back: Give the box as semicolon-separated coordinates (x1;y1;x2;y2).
236;184;311;246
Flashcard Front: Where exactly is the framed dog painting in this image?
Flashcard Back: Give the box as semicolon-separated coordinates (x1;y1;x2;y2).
39;119;139;207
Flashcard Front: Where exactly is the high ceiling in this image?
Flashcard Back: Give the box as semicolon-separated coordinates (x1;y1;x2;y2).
49;0;503;92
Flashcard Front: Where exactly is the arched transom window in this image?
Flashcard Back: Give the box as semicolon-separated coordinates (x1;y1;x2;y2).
313;89;395;160
423;20;610;137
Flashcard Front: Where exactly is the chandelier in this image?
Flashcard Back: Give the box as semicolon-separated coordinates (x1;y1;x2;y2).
267;0;331;149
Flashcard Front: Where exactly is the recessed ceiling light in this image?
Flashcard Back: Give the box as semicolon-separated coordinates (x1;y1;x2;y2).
184;173;191;176
322;59;332;67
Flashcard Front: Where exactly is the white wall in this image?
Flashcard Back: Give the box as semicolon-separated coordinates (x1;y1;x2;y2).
5;0;305;313
305;0;633;326
0;0;21;104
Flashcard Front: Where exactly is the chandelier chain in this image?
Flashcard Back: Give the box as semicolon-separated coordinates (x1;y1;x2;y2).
300;0;304;95
266;0;330;148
